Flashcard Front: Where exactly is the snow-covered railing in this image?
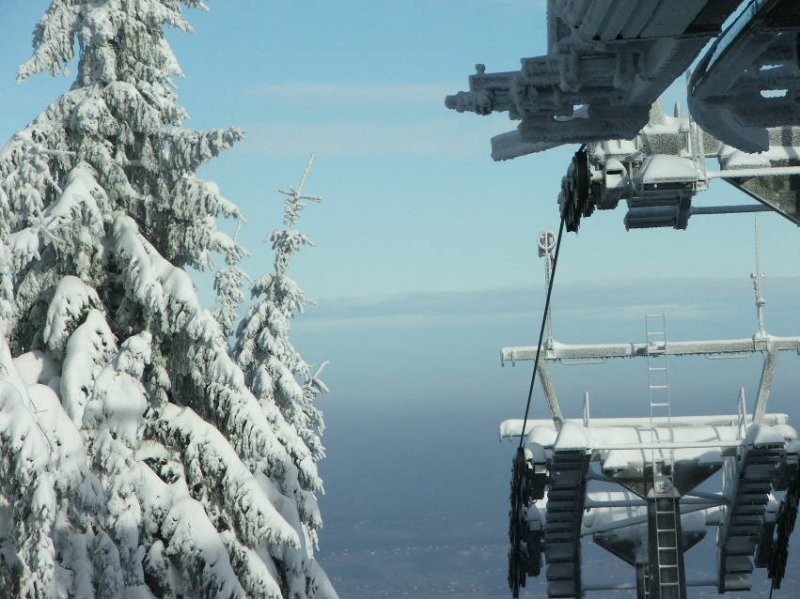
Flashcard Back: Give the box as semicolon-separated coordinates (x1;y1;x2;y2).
501;335;800;365
501;414;790;439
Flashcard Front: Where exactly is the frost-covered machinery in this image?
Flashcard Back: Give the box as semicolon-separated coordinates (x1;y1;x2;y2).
446;0;800;228
446;0;800;157
557;102;800;231
443;2;800;597
502;235;800;598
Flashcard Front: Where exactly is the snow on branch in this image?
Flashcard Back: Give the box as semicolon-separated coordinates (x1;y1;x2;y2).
17;1;81;81
111;214;321;491
43;275;103;355
112;215;169;316
221;530;283;599
0;336;96;598
60;309;117;426
139;467;248;598
3;0;336;593
163;128;245;174
150;404;300;549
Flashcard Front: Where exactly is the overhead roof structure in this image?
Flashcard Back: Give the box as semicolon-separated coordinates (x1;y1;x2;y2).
446;0;800;158
446;1;800;229
688;0;800;153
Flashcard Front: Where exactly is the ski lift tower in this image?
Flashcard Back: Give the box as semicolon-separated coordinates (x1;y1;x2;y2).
502;227;800;598
443;3;800;596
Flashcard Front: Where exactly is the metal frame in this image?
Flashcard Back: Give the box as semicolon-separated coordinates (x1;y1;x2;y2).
499;227;800;598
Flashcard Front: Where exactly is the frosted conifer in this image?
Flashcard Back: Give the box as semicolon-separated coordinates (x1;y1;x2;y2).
234;158;331;586
235;157;328;477
0;1;336;597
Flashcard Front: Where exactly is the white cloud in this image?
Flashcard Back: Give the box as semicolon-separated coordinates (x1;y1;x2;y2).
294;277;800;332
252;82;453;106
242;118;503;158
242;82;514;158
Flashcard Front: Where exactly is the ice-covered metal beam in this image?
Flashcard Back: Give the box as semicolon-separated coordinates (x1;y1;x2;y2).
501;335;800;364
753;350;777;423
538;361;563;425
501;415;790;438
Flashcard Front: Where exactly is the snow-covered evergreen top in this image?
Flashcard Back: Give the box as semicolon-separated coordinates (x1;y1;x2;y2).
236;156;328;471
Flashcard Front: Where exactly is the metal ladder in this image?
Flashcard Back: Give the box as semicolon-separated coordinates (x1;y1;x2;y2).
651;494;683;598
645;314;685;599
646;313;671;432
647;313;672;474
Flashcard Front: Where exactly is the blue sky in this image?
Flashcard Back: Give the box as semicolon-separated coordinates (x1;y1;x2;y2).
2;3;800;596
2;0;798;303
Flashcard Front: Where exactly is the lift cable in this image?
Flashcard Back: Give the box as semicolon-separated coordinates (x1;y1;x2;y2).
517;210;567;450
508;206;567;598
508;145;579;597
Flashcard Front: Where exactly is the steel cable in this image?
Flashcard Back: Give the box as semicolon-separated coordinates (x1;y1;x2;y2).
517;210;567;449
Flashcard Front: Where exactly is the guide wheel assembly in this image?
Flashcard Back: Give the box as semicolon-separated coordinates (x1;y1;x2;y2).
508;447;543;598
559;146;594;233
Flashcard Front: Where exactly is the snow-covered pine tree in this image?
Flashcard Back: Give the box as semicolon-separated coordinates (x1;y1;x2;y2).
235;157;329;550
0;1;336;597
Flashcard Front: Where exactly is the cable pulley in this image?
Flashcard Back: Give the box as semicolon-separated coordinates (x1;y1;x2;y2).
559;146;593;233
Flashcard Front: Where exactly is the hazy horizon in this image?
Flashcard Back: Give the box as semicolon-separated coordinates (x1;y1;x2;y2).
310;275;800;598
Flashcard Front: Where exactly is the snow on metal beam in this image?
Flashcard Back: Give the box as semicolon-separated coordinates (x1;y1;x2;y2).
501;335;800;364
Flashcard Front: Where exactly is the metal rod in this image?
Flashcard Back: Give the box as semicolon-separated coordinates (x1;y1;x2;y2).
684;489;731;504
584;579;717;592
691;204;773;215
710;166;800;178
753;351;777;424
752;213;767;336
538;361;563;427
592;440;742;450
581;504;722;537
585;497;724;509
583;582;637;591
